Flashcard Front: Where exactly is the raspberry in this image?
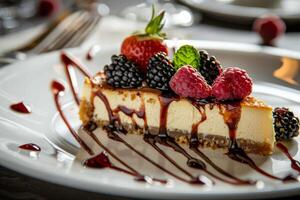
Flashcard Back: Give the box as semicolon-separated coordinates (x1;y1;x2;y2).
253;15;286;45
212;67;252;101
273;107;299;141
169;65;211;99
146;52;175;91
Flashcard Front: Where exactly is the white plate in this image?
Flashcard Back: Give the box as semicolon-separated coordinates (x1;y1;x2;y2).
179;0;300;25
1;40;300;199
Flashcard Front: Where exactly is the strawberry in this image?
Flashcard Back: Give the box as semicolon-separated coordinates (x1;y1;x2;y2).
121;7;168;74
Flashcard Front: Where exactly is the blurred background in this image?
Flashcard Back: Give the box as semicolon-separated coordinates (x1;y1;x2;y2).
0;0;300;58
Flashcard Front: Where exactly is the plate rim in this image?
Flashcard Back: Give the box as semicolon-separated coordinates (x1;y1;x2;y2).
178;0;300;20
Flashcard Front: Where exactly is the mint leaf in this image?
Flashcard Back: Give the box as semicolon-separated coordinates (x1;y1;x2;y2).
173;45;200;70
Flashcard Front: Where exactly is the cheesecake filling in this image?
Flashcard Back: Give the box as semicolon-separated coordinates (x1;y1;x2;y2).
79;77;275;155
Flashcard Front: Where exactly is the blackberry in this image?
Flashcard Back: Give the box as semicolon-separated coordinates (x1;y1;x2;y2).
273;107;299;141
198;50;222;85
104;55;143;88
146;52;175;91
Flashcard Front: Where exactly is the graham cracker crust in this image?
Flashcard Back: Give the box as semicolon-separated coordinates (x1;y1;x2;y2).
92;119;272;156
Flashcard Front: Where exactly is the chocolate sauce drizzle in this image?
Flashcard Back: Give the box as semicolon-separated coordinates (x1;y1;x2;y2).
19;143;41;151
106;127;202;184
83;124;137;173
51;80;166;184
51;80;94;155
93;91;205;184
10;102;31;114
143;95;251;185
189;135;252;184
113;103;147;130
84;152;137;177
157;95;178;135
97;92;246;185
221;103;297;182
188;101;252;184
96;91;148;130
145;133;246;185
58;52;168;184
86;45;101;61
83;125;167;184
276;142;300;173
142;95;209;185
60;52;92;105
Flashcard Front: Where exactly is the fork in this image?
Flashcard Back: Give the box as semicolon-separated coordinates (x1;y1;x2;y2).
0;10;101;66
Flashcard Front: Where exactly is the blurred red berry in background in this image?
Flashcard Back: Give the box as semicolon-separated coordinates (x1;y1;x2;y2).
38;0;60;17
253;15;286;46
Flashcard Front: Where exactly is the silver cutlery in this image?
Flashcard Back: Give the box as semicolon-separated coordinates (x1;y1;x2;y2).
0;10;101;66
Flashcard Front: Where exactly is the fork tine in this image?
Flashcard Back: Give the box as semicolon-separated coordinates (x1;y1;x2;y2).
63;15;101;48
50;13;96;51
17;11;71;52
41;12;91;52
0;11;101;66
29;11;85;54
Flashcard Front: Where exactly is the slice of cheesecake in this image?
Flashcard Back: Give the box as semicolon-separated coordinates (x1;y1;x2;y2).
79;74;275;155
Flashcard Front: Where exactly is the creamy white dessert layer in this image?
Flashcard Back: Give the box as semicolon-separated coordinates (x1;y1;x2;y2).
80;79;275;149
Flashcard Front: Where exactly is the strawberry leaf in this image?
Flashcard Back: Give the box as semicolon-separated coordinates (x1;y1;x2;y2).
145;5;166;38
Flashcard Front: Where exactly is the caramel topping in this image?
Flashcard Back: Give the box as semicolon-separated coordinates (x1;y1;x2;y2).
241;96;272;109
